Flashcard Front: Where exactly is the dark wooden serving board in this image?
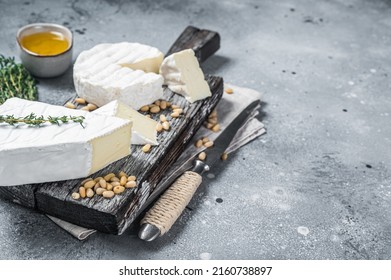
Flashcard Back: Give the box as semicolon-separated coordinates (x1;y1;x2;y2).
0;26;223;234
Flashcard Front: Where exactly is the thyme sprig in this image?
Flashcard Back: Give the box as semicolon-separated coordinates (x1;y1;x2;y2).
0;55;38;104
0;113;85;128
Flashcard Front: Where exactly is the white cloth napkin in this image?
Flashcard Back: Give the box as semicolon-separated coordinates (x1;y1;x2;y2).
47;84;266;240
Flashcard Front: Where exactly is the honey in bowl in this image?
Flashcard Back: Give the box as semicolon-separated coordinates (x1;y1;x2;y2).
20;31;70;56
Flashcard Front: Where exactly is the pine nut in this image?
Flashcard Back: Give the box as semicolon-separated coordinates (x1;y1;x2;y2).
154;100;161;106
202;137;210;144
209;110;217;118
118;171;128;178
125;180;137;188
96;188;105;195
140;105;149;112
225;88;234;94
127;176;137;181
166;101;171;107
79;186;86;198
99;179;107;189
86;188;94;198
87;103;97;111
103;173;115;181
72;192;80;200
221;152;228;161
75;97;86;104
208;117;217;124
103;190;115;198
156;123;163;132
94;177;103;183
212;124;220;132
170;111;180;118
160;100;167;109
142;144;151;153
81;178;93;186
111;181;121;187
106;183;113;191
195;139;203;148
206;122;214;129
173;108;183;114
113;185;125;194
204;141;214;148
65;102;76;109
110;177;120;182
84;180;95;189
198;152;207;161
145;114;151;118
150;106;160;113
159;114;167;122
81;106;90;111
120;176;127;186
162;121;170;131
94;182;101;191
171;104;180;109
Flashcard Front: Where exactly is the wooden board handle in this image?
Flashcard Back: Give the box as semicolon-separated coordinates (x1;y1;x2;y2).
166;26;220;62
140;171;202;236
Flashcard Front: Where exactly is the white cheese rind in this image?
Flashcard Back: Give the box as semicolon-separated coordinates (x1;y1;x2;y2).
0;98;132;186
74;42;164;109
159;49;211;103
94;100;159;146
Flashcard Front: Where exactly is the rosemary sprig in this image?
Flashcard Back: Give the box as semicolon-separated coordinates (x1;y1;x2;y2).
0;113;85;128
0;55;38;104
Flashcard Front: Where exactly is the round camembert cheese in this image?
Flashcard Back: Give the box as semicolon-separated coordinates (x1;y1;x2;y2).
74;42;164;109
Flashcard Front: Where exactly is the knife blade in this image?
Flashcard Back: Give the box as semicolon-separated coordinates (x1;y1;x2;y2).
138;100;260;241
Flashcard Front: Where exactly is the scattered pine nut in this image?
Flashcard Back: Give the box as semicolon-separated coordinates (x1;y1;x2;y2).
84;180;95;189
75;98;86;104
127;175;136;181
162;121;170;131
80;106;90;111
81;178;93;186
104;173;115;181
106;183;113;191
212;124;220;132
221;152;228;161
87;103;97;111
202;137;210;144
111;181;121;187
206;123;214;129
208;117;218;124
145;114;151;118
173;108;183;114
142;144;151;153
150;106;160;114
120;176;127;186
99;179;107;189
156;123;163;132
86;188;94;198
209;110;217;118
96;188;106;195
159;114;167;122
125;180;137;188
170;111;180;118
79;186;86;198
72;192;80;200
160;100;167;110
171;104;180;109
110;177;120;182
198;152;207;161
103;190;115;198
225;88;234;94
65;102;76;109
94;177;103;183
204;141;214;148
113;185;125;194
118;171;128;178
166;101;171;107
140;105;149;112
94;182;101;191
195;139;203;148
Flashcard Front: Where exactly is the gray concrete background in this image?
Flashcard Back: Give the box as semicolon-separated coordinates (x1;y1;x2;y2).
0;0;391;259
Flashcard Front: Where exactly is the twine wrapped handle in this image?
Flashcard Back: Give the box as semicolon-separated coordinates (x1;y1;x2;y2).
140;171;202;235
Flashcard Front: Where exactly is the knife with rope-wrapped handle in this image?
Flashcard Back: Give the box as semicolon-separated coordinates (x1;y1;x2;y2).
138;100;260;241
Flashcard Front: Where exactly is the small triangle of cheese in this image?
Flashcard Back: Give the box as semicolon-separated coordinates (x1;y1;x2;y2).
160;49;211;103
94;100;159;146
0;98;132;186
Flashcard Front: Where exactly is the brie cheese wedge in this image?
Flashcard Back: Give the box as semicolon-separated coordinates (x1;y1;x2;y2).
94;100;159;146
159;49;211;103
0;98;132;186
74;42;164;109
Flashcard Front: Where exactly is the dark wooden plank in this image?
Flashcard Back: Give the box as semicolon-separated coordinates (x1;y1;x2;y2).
0;184;36;208
35;76;223;234
166;26;220;63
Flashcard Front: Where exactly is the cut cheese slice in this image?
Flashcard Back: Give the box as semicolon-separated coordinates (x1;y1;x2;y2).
94;100;159;146
74;42;164;109
0;98;132;186
160;49;211;103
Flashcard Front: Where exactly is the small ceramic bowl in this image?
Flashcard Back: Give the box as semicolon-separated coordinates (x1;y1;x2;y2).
16;23;73;78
